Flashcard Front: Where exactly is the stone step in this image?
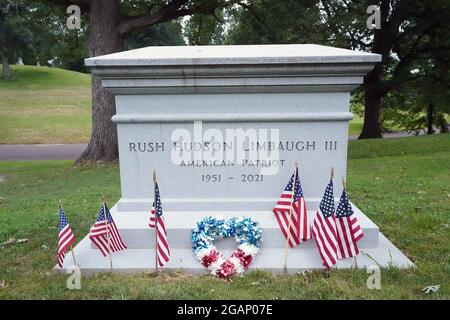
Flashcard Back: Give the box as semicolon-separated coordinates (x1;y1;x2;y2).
93;205;379;250
60;233;413;275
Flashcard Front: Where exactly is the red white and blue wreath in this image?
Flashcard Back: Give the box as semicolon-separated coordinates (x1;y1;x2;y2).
192;216;263;278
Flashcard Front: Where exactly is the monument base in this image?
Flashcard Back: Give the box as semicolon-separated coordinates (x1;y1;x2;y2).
57;203;414;275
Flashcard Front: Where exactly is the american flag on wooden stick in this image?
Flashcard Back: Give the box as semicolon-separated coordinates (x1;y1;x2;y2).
89;204;126;257
273;167;311;248
335;189;364;259
311;179;338;268
149;182;170;267
57;207;76;268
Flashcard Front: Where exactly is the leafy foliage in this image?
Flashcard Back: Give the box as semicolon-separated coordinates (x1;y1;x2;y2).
0;0;35;78
321;0;450;136
381;19;450;133
184;12;224;45
226;0;323;45
125;21;184;49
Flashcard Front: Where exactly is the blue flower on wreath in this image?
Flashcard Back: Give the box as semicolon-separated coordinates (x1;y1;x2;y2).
192;216;263;254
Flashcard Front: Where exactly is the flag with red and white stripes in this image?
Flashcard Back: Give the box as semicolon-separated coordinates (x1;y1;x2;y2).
89;204;126;257
335;189;364;259
311;179;338;268
273;167;311;248
149;182;170;267
57;207;76;268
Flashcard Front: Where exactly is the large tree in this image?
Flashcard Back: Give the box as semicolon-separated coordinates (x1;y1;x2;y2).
227;0;450;139
1;1;64;77
321;0;450;139
46;0;237;162
381;29;450;135
0;0;35;80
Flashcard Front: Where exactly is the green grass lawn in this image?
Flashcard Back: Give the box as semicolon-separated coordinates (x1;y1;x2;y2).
0;134;449;299
348;115;363;136
1;65;366;144
0;65;92;144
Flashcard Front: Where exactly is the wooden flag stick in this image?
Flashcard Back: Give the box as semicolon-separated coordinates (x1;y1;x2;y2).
69;245;78;267
283;161;299;275
341;177;357;267
153;170;158;273
59;200;77;267
102;200;113;272
330;167;335;180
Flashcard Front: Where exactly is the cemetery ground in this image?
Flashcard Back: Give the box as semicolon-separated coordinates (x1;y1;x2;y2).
0;65;91;144
0;134;448;299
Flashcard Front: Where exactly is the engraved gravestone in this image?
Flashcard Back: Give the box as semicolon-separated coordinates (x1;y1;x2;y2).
62;44;413;273
90;44;374;212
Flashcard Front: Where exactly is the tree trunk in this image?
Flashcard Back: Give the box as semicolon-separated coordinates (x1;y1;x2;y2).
2;50;11;81
359;0;391;139
359;64;383;139
76;0;123;163
426;102;435;134
437;114;449;133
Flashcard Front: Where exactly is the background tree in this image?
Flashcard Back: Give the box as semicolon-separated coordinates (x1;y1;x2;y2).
321;0;450;139
45;0;240;163
382;46;450;134
31;3;90;71
184;11;225;45
125;21;184;49
0;1;79;74
0;0;35;80
226;0;449;139
226;0;323;45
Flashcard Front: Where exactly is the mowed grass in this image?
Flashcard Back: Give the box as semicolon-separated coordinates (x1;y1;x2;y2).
348;115;363;136
0;134;449;299
0;65;92;144
1;65;366;145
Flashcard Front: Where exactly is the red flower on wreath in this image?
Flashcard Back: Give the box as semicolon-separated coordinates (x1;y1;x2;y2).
202;249;220;267
232;249;253;269
192;216;262;278
217;260;236;278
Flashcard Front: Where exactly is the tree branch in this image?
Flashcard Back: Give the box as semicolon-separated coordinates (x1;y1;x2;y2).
237;1;266;29
391;21;440;82
118;0;191;35
121;0;231;36
211;11;224;24
44;0;89;12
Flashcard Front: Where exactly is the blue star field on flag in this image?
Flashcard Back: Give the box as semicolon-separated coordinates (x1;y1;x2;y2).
319;179;335;218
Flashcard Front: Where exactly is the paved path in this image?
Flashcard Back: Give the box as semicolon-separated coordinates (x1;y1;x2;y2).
0;131;424;162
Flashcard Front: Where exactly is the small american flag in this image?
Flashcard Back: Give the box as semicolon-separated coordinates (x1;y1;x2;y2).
335;189;364;259
311;179;338;268
273;167;311;248
89;204;126;257
57;207;76;268
149;182;170;267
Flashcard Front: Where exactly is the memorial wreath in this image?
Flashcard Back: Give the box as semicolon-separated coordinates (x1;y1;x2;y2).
192;216;263;278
